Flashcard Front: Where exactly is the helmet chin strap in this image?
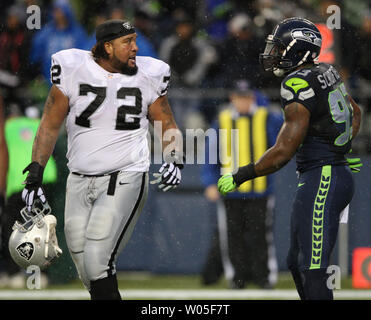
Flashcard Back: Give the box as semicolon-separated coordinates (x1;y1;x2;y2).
273;68;285;77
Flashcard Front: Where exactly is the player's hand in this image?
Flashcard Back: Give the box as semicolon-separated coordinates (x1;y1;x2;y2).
205;185;220;202
150;162;183;192
346;157;362;173
21;162;47;212
217;173;237;195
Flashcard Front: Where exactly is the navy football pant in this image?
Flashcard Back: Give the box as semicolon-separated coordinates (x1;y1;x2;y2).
286;165;354;299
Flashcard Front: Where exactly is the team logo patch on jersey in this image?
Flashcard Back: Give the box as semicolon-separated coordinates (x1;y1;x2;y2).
16;242;34;260
291;28;322;47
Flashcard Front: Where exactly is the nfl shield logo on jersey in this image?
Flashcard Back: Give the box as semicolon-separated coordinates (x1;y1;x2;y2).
16;242;34;260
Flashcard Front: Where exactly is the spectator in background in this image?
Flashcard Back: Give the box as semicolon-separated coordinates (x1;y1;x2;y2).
29;0;89;82
159;10;217;130
200;80;282;289
106;5;158;58
0;5;33;110
215;13;265;88
355;12;371;111
342;11;371;97
133;6;159;58
203;0;234;43
0;104;57;288
85;13;108;50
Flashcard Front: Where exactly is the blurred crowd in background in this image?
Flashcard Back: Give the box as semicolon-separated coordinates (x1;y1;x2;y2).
0;0;370;154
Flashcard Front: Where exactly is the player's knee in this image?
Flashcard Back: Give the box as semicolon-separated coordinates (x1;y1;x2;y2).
84;243;111;281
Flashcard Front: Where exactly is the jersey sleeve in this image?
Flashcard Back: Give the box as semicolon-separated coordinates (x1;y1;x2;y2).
155;62;171;98
50;49;81;98
280;73;317;113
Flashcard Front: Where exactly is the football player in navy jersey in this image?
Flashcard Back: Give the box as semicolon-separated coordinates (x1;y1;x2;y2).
217;17;362;299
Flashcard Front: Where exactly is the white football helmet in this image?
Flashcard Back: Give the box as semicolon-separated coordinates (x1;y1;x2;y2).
8;200;63;270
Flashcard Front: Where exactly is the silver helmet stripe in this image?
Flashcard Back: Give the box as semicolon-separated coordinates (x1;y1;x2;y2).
297;51;311;66
282;39;297;59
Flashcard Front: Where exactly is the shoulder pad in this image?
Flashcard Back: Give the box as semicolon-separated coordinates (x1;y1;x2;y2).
137;56;170;78
137;56;171;97
50;49;89;96
51;49;89;70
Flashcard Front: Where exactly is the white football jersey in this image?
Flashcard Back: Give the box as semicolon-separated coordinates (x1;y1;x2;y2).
50;49;170;175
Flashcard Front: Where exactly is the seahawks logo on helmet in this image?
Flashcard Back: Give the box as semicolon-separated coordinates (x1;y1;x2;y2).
16;242;34;261
291;28;322;47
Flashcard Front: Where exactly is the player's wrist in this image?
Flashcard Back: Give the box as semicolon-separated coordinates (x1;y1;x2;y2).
0;193;4;209
232;163;257;186
164;150;184;169
23;161;45;186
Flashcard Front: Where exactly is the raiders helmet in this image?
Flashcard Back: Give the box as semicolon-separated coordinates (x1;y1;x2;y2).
259;17;322;77
8;200;62;270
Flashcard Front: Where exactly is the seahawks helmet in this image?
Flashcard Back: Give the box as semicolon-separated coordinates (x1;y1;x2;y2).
259;17;322;77
8;200;62;270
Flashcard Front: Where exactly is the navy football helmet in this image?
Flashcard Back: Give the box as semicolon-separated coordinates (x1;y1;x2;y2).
259;17;322;77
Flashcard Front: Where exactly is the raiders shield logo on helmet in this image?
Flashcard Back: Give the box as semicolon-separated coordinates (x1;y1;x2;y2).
16;242;34;261
122;22;133;30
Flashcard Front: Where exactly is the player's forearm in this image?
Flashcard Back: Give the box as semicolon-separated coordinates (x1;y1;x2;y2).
31;123;59;167
233;102;309;186
0;139;8;195
349;96;362;139
149;95;182;157
233;144;292;185
161;117;182;152
254;144;293;176
31;85;68;167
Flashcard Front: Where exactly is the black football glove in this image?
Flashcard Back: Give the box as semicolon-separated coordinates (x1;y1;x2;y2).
21;162;47;212
346;157;362;173
0;194;4;218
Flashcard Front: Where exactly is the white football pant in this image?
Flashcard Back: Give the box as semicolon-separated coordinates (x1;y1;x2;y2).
64;171;148;289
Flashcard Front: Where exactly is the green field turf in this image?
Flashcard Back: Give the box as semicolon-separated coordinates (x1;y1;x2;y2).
47;271;354;290
0;272;368;300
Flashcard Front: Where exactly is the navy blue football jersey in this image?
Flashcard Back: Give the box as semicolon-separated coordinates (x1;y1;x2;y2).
280;63;353;172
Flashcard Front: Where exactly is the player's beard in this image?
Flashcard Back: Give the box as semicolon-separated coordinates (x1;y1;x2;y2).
111;51;138;75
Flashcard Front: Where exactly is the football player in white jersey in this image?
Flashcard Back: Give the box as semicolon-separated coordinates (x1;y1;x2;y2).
21;20;183;299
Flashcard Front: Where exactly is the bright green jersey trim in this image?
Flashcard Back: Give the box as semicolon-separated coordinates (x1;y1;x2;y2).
310;165;331;269
285;77;309;94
